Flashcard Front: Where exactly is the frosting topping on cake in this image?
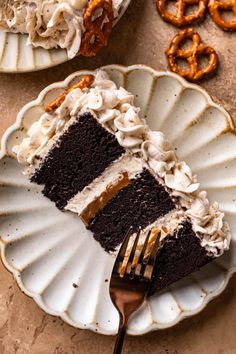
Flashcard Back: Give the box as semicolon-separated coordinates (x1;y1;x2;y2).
13;69;231;257
140;132;230;256
0;0;123;58
14;70;148;164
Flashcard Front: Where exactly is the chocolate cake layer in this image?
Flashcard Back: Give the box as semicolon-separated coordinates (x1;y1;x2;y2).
31;112;125;209
149;221;211;295
88;169;175;252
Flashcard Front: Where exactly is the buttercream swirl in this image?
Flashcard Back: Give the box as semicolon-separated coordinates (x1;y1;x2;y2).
14;69;231;257
0;0;123;59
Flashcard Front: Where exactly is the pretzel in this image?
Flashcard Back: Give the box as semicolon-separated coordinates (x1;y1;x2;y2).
80;0;114;57
208;0;236;31
166;29;218;82
156;0;208;27
45;75;94;113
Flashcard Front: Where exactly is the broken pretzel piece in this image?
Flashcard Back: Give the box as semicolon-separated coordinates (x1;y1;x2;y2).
45;74;94;113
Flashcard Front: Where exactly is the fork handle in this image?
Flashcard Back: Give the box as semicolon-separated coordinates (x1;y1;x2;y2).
113;323;126;354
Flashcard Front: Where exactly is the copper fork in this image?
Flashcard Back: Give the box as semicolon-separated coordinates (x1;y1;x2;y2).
109;228;161;354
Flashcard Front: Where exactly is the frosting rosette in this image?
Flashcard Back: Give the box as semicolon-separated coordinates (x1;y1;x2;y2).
141;131;199;195
0;1;28;33
14;111;70;165
141;131;177;177
165;162;200;194
186;192;230;255
26;1;84;59
114;105;147;151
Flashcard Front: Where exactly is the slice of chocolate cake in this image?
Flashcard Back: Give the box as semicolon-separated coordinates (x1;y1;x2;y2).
31;112;125;209
13;69;231;294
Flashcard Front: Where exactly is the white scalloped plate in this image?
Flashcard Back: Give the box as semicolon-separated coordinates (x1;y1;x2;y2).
1;65;236;336
0;1;130;73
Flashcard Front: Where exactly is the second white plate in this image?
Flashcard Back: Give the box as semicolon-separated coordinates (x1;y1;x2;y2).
0;64;236;335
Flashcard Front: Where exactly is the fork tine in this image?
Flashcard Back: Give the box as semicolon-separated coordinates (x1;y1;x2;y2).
112;227;133;276
131;230;151;278
121;229;140;278
147;230;161;267
126;229;141;276
118;227;134;259
137;230;152;264
142;230;161;280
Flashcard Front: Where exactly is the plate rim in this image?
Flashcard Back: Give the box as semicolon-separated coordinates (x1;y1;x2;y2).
0;64;236;336
0;0;131;73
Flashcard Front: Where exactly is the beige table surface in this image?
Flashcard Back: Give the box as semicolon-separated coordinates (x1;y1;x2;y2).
0;1;236;353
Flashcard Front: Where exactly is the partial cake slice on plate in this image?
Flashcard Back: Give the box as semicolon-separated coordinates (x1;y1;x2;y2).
0;0;124;58
13;70;231;295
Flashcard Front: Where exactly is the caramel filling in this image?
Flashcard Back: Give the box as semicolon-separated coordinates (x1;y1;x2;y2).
81;172;130;225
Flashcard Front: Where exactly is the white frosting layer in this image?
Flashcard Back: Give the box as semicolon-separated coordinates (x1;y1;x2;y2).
0;0;123;59
65;155;143;215
13;69;231;257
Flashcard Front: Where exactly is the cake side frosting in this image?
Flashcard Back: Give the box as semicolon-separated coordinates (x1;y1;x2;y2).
13;69;231;257
0;0;123;58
